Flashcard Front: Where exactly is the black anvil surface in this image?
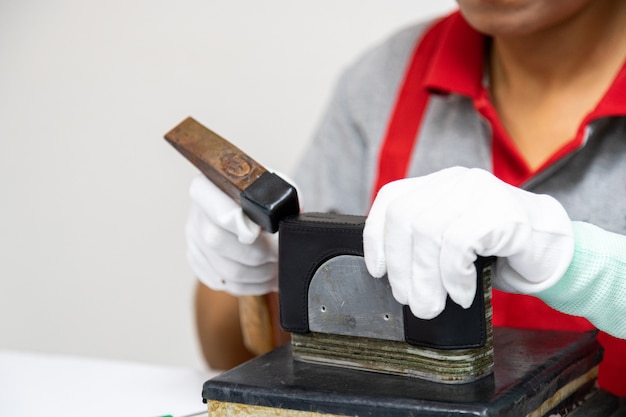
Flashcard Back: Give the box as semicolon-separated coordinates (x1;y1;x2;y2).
203;328;608;416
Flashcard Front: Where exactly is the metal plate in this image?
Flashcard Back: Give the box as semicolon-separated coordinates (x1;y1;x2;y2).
308;255;404;341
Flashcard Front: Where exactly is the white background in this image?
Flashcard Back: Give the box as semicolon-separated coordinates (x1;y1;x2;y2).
0;0;456;371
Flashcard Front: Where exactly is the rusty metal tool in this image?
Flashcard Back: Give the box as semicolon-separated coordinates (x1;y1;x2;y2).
164;116;299;355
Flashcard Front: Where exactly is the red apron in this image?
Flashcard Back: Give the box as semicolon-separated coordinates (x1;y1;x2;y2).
372;13;626;396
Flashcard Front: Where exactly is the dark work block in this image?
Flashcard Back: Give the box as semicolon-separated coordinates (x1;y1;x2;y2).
203;328;603;417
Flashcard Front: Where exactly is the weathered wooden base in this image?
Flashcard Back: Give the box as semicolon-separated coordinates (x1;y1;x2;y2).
203;328;604;417
208;402;343;416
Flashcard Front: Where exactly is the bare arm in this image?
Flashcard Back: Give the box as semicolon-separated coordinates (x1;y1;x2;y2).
194;281;255;370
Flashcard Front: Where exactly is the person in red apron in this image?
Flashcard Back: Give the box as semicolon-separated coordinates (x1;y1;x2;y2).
188;1;626;396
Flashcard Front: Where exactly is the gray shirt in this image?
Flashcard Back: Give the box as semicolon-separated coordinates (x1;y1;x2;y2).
294;21;626;236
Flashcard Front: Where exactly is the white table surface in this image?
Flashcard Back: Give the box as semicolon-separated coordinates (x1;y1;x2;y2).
0;349;218;417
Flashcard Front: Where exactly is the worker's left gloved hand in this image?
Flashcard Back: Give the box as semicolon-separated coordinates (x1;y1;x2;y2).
363;167;574;319
186;175;279;296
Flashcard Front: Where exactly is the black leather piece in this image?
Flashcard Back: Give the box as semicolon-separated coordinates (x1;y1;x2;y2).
240;171;300;233
403;256;494;349
279;213;365;333
278;212;490;349
203;328;605;417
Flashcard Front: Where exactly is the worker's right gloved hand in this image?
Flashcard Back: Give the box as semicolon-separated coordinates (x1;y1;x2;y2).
186;175;279;296
363;167;575;320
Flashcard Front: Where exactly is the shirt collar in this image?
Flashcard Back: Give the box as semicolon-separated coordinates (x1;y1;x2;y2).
424;11;626;117
423;11;486;98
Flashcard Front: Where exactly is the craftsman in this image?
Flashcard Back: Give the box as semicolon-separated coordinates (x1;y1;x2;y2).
187;0;626;396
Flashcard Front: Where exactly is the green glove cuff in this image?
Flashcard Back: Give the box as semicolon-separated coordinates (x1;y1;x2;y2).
536;221;626;339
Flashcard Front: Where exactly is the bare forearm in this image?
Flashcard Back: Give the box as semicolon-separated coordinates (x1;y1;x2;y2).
194;281;254;370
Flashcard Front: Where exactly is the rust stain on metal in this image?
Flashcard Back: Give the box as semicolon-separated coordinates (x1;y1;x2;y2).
221;152;253;178
164;117;266;201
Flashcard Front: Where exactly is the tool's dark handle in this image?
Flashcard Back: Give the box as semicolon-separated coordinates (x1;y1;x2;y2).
238;295;275;355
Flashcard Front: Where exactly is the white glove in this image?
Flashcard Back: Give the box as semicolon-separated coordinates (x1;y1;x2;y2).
186;175;279;296
363;167;574;319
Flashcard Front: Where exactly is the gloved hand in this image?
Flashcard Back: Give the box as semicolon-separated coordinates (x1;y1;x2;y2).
186;175;279;296
363;167;574;319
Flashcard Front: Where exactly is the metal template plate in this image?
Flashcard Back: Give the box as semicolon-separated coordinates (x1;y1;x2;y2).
308;255;404;341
